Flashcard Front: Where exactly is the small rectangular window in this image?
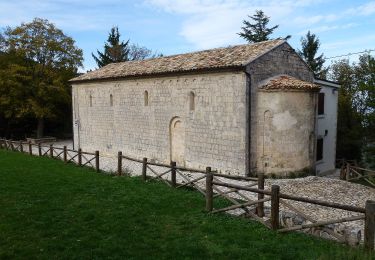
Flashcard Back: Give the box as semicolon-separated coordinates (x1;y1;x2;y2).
318;93;325;115
316;138;323;161
144;91;149;106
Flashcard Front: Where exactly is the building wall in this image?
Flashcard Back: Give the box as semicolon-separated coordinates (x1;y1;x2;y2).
72;71;247;174
256;90;317;176
247;42;315;174
315;82;339;175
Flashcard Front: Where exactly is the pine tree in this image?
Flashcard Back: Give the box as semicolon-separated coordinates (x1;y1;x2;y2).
299;31;327;78
238;10;280;43
92;27;130;68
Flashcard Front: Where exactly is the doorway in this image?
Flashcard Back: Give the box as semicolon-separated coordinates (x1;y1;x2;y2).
170;117;185;165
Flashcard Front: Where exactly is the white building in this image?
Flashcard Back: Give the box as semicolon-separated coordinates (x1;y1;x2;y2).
314;78;339;175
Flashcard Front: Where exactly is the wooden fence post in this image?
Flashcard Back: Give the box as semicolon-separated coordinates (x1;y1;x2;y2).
346;162;350;181
63;146;67;163
20;141;23;152
78;148;82;166
205;167;213;212
171;161;177;187
117;151;122;176
95;151;100;172
38;143;42;156
271;185;280;230
365;200;375;250
257;172;265;217
49;144;53;158
142;157;148;181
340;165;345;180
28;142;32;155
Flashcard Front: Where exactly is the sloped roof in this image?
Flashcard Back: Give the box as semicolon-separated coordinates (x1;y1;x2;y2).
70;39;285;83
260;75;320;91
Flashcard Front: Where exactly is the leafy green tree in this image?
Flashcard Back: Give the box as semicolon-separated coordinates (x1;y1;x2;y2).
329;55;375;166
0;18;83;138
330;59;363;161
355;55;375;168
299;31;327;78
238;10;286;43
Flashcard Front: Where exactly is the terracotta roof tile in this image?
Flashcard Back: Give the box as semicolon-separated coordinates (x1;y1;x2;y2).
260;75;320;91
70;39;285;83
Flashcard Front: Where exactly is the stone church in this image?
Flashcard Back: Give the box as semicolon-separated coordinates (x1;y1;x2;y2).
70;39;337;176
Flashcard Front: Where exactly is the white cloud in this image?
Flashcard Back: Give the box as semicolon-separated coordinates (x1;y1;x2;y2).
293;1;375;28
297;23;358;35
293;14;339;27
145;0;305;49
144;0;375;50
346;1;375;16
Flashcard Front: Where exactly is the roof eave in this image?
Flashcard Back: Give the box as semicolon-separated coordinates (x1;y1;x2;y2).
69;65;245;85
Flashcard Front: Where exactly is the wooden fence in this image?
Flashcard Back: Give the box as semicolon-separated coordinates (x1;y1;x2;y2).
206;177;375;250
340;160;375;188
1;138;374;250
0;139;99;172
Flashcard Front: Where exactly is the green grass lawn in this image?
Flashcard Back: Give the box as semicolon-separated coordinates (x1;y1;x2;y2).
0;150;373;259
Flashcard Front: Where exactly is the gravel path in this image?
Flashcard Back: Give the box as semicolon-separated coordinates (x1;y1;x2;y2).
32;140;375;245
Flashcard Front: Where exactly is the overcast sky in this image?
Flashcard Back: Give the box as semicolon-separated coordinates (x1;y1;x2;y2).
1;0;374;71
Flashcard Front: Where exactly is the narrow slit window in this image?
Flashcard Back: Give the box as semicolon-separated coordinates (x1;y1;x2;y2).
318;93;325;115
89;95;92;107
189;91;195;111
144;91;149;106
110;94;113;106
316;138;323;161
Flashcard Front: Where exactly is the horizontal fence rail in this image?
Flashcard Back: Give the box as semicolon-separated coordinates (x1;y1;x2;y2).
0;139;100;173
1;138;374;250
340;160;375;188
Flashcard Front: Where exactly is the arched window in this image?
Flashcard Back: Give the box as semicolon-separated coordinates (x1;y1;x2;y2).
144;91;149;106
110;94;113;106
89;95;92;107
189;91;195;111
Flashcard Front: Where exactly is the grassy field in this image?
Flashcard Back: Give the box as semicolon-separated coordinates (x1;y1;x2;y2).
0;149;373;259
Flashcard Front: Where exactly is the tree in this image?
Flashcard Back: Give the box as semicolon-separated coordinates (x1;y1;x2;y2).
355;55;375;168
330;60;363;161
92;27;130;68
299;31;327;78
92;26;160;68
329;54;375;167
0;18;83;138
129;43;162;61
238;10;283;43
0;51;31;137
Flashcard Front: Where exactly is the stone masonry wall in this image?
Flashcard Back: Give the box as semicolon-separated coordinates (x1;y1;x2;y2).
256;90;317;175
72;71;247;175
247;42;315;175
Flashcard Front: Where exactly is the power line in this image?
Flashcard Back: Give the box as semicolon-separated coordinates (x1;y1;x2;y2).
325;49;375;60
